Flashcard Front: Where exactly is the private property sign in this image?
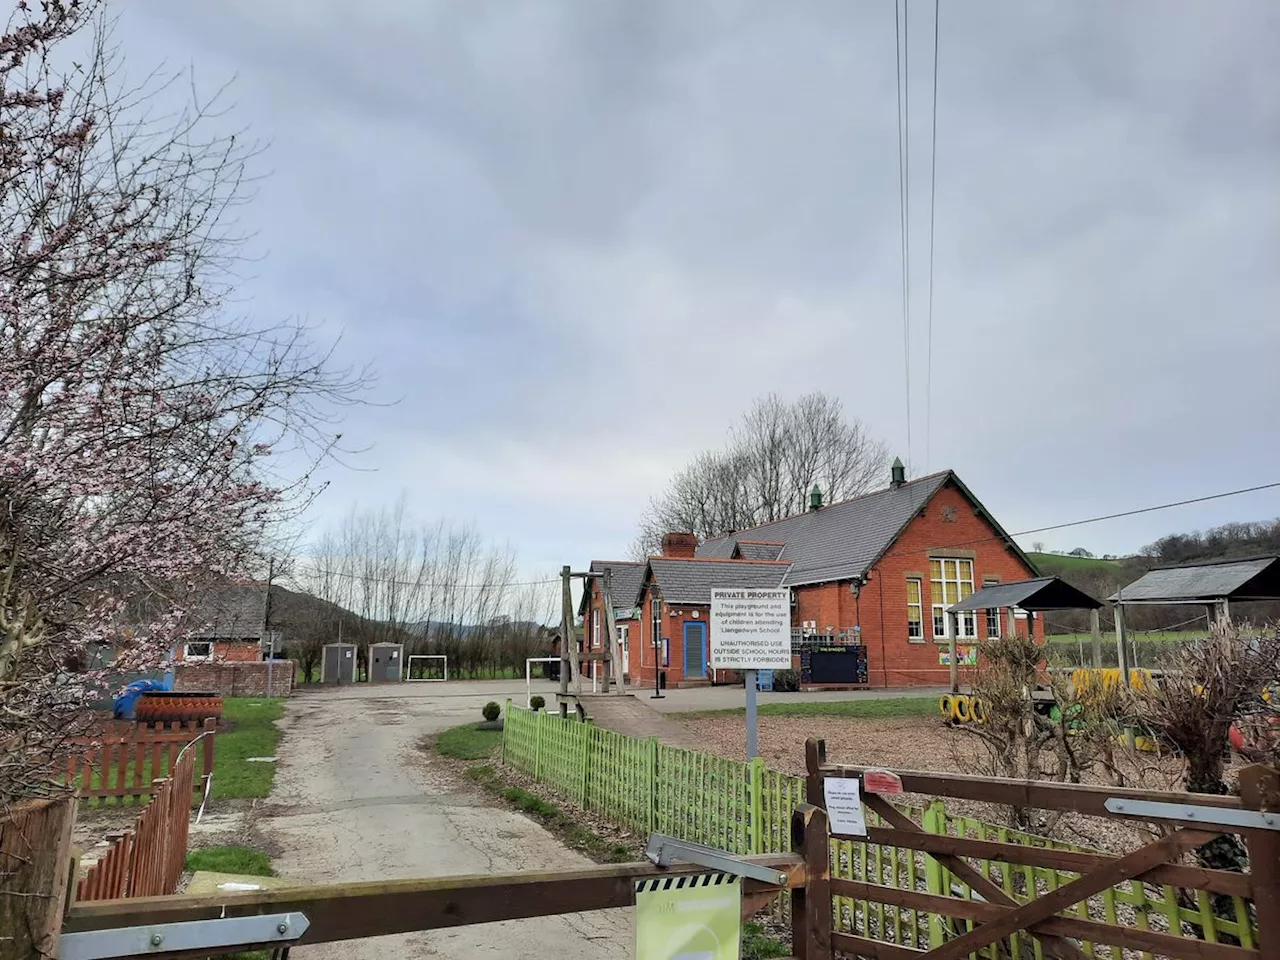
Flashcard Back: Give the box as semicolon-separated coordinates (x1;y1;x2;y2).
710;589;792;670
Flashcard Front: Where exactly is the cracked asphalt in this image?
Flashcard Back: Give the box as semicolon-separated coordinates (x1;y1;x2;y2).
257;680;629;959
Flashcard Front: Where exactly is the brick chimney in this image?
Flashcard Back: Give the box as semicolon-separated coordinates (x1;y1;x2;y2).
661;532;698;559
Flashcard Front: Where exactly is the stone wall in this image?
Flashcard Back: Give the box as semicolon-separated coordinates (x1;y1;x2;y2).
173;660;294;698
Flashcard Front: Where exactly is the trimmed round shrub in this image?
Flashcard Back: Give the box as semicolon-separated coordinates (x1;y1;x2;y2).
482;701;501;722
529;695;546;711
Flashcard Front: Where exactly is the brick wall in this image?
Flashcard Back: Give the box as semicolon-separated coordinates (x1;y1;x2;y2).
854;481;1039;688
173;660;294;697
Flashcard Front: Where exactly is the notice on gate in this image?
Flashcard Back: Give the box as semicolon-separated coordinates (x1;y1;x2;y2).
635;873;741;960
710;589;792;670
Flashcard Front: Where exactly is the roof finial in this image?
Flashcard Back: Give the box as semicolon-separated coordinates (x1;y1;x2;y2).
891;457;906;489
809;484;824;511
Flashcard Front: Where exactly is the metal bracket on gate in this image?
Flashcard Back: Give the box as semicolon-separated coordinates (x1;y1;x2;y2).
1105;798;1280;831
645;833;789;887
59;911;310;960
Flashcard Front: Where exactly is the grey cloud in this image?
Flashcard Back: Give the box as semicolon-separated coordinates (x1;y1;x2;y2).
119;0;1279;563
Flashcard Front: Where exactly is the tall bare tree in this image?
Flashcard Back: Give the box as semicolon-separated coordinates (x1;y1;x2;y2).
635;392;889;555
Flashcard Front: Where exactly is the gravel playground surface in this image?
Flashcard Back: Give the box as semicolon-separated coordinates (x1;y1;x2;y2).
674;713;975;775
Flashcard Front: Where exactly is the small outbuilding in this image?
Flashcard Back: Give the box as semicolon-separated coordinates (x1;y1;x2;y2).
321;642;357;684
368;642;404;683
1110;555;1280;622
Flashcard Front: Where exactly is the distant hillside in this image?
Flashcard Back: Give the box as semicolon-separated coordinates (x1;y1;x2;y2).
1028;552;1123;576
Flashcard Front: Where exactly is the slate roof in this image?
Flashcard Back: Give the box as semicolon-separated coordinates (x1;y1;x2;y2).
949;577;1103;613
697;471;970;587
183;584;267;639
580;560;647;617
644;558;790;605
1109;556;1280;603
733;540;785;561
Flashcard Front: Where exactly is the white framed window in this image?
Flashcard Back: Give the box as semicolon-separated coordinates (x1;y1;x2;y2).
184;641;212;660
930;558;977;640
985;608;1001;639
619;624;630;674
592;609;600;648
906;579;924;642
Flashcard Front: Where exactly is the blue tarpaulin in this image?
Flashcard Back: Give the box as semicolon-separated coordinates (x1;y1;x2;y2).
113;679;170;720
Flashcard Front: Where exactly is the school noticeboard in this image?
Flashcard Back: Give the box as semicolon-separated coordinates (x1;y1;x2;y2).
635;873;742;960
709;589;792;671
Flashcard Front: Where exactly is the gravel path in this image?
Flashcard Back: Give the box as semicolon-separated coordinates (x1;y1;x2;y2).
257;681;629;960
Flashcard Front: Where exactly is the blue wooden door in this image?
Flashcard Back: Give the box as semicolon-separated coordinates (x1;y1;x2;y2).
683;622;707;679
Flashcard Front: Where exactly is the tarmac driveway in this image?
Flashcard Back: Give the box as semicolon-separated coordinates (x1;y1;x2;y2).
257;679;627;959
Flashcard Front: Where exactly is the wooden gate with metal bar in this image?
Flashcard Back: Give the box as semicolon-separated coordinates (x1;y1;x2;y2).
802;738;1280;960
58;831;811;958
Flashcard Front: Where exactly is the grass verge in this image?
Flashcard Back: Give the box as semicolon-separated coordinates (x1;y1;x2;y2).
435;724;791;955
436;724;503;761
691;695;939;719
184;844;274;877
211;698;284;800
434;724;636;863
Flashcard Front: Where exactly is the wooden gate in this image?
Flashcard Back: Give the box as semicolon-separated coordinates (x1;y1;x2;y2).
795;737;1279;960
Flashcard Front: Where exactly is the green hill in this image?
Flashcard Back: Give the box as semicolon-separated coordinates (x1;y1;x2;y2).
1027;552;1123;576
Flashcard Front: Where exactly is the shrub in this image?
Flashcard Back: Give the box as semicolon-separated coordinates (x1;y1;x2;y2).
772;670;801;692
529;695;546;711
482;701;501;722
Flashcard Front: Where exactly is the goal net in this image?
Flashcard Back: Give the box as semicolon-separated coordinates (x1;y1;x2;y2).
406;655;448;682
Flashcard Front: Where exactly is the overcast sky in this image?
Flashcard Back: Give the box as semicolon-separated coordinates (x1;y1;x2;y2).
118;1;1279;574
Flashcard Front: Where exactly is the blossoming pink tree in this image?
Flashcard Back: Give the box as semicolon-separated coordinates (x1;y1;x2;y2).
0;1;365;804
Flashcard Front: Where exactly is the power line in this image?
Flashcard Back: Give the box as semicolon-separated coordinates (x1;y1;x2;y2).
924;0;940;473
895;0;912;466
875;478;1280;564
287;563;560;592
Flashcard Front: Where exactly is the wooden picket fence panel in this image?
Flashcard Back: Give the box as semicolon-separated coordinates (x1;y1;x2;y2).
503;704;1271;954
75;733;205;902
66;717;215;801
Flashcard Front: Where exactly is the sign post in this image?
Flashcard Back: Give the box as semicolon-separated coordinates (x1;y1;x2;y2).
710;588;792;761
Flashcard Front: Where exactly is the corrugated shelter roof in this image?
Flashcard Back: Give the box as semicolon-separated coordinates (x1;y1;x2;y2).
579;560;647;617
733;540;785;561
644;558;789;605
1109;556;1280;603
697;471;1026;587
184;584;267;639
948;577;1103;613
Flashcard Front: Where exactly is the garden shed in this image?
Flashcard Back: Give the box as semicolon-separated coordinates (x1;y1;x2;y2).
321;642;357;684
368;642;404;683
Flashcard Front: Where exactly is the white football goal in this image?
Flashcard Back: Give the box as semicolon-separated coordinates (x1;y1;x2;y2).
525;657;559;708
406;655;448;682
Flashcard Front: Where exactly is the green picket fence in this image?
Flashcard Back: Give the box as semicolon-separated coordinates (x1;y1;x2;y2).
501;704;1255;954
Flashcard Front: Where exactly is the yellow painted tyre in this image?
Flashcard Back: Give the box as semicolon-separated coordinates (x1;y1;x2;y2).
939;695;954;721
969;698;987;724
953;695;972;723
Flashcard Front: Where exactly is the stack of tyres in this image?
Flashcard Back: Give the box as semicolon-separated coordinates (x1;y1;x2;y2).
938;694;986;724
134;691;223;725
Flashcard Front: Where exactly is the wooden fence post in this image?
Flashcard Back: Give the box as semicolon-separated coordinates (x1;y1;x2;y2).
502;699;511;766
791;803;831;960
749;757;765;855
646;736;659;834
1240;765;1280;960
922;799;948;947
804;737;826;806
0;796;77;960
534;708;544;780
579;720;592;808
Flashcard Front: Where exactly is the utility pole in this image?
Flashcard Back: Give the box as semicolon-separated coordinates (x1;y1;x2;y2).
264;558;276;697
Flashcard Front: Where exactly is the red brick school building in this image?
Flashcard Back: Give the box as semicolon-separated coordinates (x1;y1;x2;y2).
583;463;1042;689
